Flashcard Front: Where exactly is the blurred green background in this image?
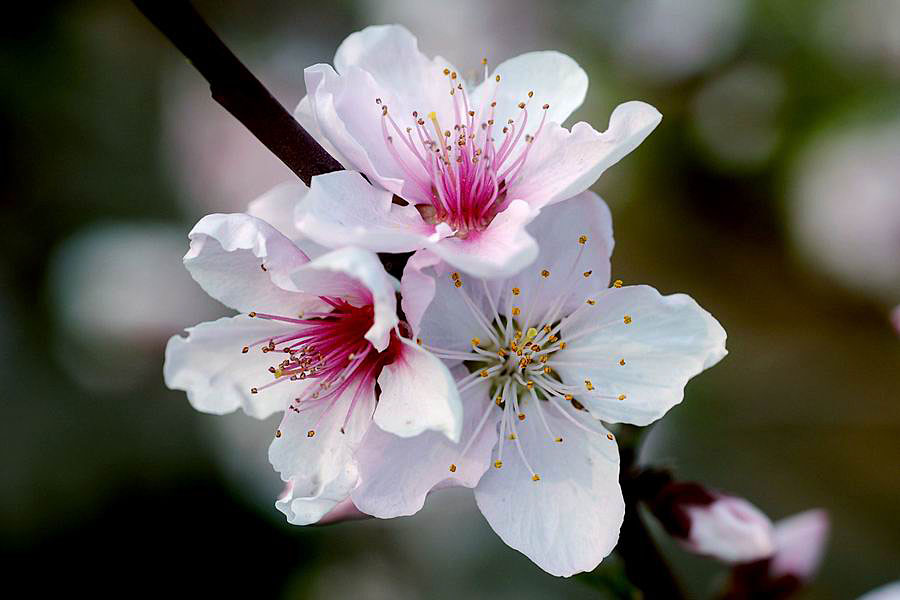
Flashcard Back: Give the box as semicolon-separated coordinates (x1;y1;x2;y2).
1;1;898;597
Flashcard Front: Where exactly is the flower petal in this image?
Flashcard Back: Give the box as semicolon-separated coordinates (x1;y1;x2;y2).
269;382;375;525
289;246;398;351
399;249;442;336
555;285;727;426
352;378;496;518
296;170;438;253
429;199;540;278
683;496;775;563
246;181;330;259
374;337;462;441
293;94;349;167
509;101;662;209
474;403;624;577
184;213;321;314
471;51;588;135
496;190;614;320
769;509;829;582
164;315;306;419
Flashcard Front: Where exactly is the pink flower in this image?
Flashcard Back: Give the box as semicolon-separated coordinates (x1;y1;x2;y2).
292;25;662;277
338;191;727;576
164;213;462;524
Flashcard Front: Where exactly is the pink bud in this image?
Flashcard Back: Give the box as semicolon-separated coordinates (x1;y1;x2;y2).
682;495;775;563
769;509;829;582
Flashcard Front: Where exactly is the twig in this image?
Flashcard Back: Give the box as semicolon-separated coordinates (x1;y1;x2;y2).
617;426;686;599
132;0;343;186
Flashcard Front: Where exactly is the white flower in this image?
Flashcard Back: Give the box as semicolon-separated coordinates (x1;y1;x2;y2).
342;191;727;576
294;24;661;278
164;212;462;524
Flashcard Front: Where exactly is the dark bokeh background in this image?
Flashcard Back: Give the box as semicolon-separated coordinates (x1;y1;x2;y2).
2;1;898;597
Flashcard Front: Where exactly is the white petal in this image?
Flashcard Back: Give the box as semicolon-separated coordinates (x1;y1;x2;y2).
858;582;900;600
352;378;496;518
474;403;624;577
399;249;442;336
246;181;330;259
184;213;322;314
289;246;398;351
556;285;727;426
683;496;774;563
509;102;662;209
471;51;588;134
269;382;375;525
297;170;438;252
770;509;829;581
428;199;540;278
164;315;306;418
496;190;614;321
374;337;462;441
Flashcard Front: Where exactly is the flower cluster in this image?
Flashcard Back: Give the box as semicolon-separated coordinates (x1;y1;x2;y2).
165;25;728;576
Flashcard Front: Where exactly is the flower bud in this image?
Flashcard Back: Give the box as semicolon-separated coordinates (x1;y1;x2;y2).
647;481;774;563
768;509;829;583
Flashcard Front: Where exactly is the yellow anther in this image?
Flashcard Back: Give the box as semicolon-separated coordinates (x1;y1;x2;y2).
443;68;450;75
518;101;526;109
531;473;541;482
416;337;423;345
578;235;588;245
532;344;542;352
613;279;623;288
508;433;517;440
564;394;573;401
494;460;503;468
241;346;249;354
511;287;521;296
526;327;538;341
514;330;522;340
307;430;316;438
449;463;457;472
543;366;552;374
541;269;550;278
495;74;501;82
428;111;437;120
526;381;535;390
583;270;593;278
248;312;257;317
480;369;490;378
607;433;615;441
618;394;626;401
543;325;551;333
585;379;594;391
619;358;626;366
528;90;534;98
512;307;521;316
554;437;563;443
586;299;596;305
549;335;558;343
518;413;526;421
275;429;282;438
481;57;488;65
454;280;462;288
559;342;567;349
450;272;460;280
495;396;503;406
471;337;481;346
273;368;283;378
624;315;633;325
451;71;457;79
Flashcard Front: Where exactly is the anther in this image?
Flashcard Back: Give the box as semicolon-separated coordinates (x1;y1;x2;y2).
555;437;563;443
241;346;249;354
528;90;534;98
250;387;258;394
454;280;462;288
532;474;541;481
275;429;282;438
471;337;481;346
511;287;520;296
586;299;596;305
541;269;550;278
495;74;501;82
512;307;521;316
618;394;626;401
526;381;535;390
260;263;267;272
583;270;593;278
518;102;526;109
449;463;457;472
607;433;615;441
613;279;623;288
443;68;450;75
494;460;503;468
248;312;257;317
578;235;588;245
480;370;490;378
623;315;633;325
619;358;626;366
585;379;594;391
542;103;550;110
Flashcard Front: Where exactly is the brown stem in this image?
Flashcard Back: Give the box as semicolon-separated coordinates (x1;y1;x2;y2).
617;426;686;599
132;0;343;186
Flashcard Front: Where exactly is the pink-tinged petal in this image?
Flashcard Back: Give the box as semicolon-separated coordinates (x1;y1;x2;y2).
269;382;375;525
429;199;540;278
290;246;398;352
184;213;323;315
769;509;829;582
374;337;463;441
471;51;588;135
164;315;308;419
399;249;442;336
352;378;496;518
246;182;331;260
403;255;495;354
474;405;624;577
293;94;349;167
496;190;614;320
858;581;900;600
556;285;727;426
509;101;662;209
683;496;775;563
315;497;371;525
297;170;438;253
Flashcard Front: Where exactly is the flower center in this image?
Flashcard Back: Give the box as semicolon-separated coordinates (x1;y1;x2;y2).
423;235;630;482
379;63;549;236
243;298;398;437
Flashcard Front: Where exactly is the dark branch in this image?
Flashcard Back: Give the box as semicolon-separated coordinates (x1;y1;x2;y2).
133;0;343;186
616;427;686;600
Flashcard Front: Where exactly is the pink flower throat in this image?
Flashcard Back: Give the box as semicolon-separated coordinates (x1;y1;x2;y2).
379;65;549;235
244;298;399;436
